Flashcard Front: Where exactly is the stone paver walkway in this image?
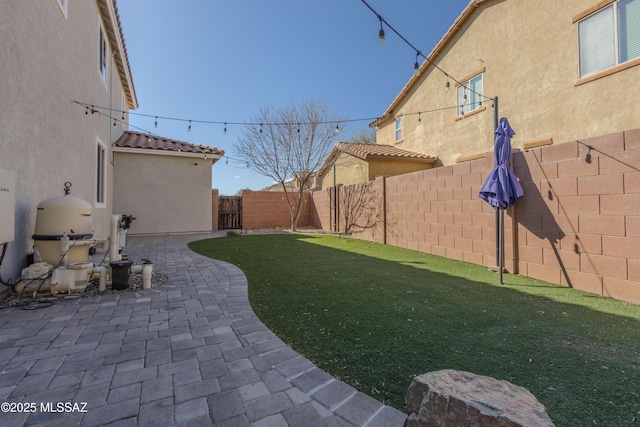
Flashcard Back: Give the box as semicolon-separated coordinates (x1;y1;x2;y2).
0;233;407;426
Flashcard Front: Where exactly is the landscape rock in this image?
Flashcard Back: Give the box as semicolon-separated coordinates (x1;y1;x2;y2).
405;370;554;427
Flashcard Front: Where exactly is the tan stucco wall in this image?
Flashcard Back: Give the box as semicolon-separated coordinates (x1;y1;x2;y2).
376;0;640;165
0;1;129;282
113;152;213;235
320;154;370;189
368;159;434;179
320;153;434;189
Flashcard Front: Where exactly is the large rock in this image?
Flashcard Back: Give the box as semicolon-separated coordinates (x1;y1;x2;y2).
405;370;554;427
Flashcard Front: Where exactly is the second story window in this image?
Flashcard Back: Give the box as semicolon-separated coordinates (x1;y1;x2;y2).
99;26;108;82
395;117;402;142
457;74;483;116
578;0;640;78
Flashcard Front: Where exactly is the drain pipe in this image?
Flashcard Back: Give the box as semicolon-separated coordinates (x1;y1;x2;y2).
109;214;121;262
131;261;154;289
93;265;108;292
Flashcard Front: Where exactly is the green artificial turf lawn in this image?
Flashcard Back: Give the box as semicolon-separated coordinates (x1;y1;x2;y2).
188;233;640;426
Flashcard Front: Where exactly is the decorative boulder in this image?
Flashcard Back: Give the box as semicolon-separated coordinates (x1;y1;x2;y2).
405;370;554;427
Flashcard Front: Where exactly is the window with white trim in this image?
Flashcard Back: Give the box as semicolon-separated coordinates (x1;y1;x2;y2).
96;139;106;205
457;74;483;116
578;0;640;77
395;117;402;142
99;26;108;82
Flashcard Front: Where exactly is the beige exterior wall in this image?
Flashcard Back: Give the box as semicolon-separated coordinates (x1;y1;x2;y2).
113;151;213;235
320;154;370;189
320;154;434;189
0;1;134;284
376;0;640;165
368;159;434;180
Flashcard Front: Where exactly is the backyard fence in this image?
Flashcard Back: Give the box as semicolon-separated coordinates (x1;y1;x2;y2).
213;127;640;305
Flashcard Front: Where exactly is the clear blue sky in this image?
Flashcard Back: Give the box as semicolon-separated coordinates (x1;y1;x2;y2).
117;0;470;195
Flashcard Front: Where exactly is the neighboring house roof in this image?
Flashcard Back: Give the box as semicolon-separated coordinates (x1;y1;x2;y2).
113;131;224;159
370;0;486;128
261;181;298;192
318;142;436;177
98;0;138;109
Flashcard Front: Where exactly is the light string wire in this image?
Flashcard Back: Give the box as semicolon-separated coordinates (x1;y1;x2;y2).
360;0;494;103
73;100;469;136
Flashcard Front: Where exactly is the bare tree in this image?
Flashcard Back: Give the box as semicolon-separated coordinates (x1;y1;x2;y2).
350;127;376;144
234;99;346;231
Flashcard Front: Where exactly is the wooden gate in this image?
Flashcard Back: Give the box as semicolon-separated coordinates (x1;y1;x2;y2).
218;196;242;229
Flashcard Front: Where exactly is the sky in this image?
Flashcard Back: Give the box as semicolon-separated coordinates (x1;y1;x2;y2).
117;0;470;195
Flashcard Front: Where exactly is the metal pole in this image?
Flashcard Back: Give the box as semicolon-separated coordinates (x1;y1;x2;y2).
499;207;504;284
493;96;500;269
333;164;337;233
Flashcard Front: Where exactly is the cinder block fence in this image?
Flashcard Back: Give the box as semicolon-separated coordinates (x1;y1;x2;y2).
225;128;640;305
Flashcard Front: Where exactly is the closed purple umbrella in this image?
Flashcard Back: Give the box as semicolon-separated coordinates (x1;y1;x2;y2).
479;117;524;209
479;117;524;283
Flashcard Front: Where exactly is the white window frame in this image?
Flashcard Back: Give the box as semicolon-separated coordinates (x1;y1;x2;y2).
395;117;402;142
457;74;483;116
96;138;107;207
99;25;108;84
55;0;68;19
578;0;640;78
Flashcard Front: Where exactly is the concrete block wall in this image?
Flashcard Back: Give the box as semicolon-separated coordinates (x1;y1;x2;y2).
515;129;640;303
242;190;312;230
309;128;640;305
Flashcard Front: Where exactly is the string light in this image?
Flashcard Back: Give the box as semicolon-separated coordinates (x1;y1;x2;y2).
378;15;385;46
414;52;420;76
445;75;451;92
418;113;421;124
113;118;116;127
188;120;192;132
121;111;125;120
224;123;227;135
85;107;89;115
335;124;340;133
154;116;158;128
361;0;493;104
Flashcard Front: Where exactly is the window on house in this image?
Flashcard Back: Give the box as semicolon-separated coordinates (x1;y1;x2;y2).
99;26;108;82
395;117;402;141
457;74;483;116
578;0;640;77
96;140;106;205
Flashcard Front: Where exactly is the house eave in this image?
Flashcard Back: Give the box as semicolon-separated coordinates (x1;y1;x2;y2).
112;146;223;163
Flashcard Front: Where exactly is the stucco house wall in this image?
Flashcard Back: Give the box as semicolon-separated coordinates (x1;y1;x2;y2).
113;151;214;235
0;0;136;284
375;0;640;164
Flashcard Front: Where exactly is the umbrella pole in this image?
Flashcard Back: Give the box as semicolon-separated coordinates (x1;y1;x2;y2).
499;207;504;284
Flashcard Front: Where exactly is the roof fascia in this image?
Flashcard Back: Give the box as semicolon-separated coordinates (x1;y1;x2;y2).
97;0;138;109
371;0;487;127
112;146;222;161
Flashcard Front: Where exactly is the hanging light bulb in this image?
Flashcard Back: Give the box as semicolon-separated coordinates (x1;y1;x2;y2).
226;158;229;165
224;123;227;135
154;117;158;128
414;52;420;76
259;124;263;134
121;111;125;120
378;16;385;46
335;124;340;133
113;118;116;127
188;120;192;132
463;92;468;104
445;75;451;93
297;124;300;134
418;113;421;124
85;107;89;115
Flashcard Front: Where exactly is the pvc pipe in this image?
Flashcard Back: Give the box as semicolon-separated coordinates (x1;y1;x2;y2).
130;263;154;289
93;265;107;292
142;263;153;289
59;233;70;267
109;215;121;262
